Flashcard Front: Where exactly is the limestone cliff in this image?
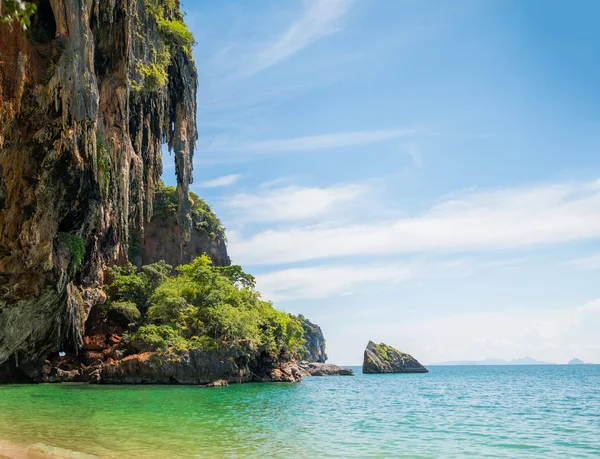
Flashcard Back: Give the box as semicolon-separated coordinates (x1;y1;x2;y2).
298;315;327;363
0;0;198;371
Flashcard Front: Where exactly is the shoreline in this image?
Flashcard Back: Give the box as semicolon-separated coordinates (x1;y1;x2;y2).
0;439;97;459
0;440;51;459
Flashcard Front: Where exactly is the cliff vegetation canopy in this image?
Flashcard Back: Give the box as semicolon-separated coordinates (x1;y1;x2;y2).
104;255;306;357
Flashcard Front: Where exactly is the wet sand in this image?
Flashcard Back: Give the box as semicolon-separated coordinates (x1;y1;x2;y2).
0;440;67;459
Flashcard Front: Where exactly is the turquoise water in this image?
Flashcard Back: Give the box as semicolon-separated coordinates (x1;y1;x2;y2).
1;365;599;458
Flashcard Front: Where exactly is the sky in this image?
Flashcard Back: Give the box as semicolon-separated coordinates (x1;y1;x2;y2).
162;0;600;365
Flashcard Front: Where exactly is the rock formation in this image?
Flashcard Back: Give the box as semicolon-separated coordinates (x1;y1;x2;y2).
298;315;327;363
363;341;428;374
298;361;354;376
0;0;208;376
0;2;323;386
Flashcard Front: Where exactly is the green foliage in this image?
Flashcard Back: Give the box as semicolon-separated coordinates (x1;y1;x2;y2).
144;0;194;55
134;62;169;92
373;342;403;364
106;261;172;314
105;254;306;357
107;301;141;324
127;324;187;351
154;181;178;216
0;0;37;30
157;18;194;55
57;232;85;272
96;141;111;198
153;182;225;241
217;265;255;289
189;191;226;241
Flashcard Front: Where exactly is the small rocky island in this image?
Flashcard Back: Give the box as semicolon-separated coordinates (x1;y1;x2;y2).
363;341;428;374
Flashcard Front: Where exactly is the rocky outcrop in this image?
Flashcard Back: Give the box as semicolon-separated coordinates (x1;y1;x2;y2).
298;361;354;376
298;315;327;363
101;344;301;385
363;341;428;374
136;187;230;268
0;0;197;369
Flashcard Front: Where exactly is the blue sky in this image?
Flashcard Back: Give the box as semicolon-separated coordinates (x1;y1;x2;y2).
163;0;600;365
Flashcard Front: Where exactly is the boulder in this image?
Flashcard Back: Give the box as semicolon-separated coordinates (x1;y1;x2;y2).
207;379;229;387
82;335;107;351
363;341;428;374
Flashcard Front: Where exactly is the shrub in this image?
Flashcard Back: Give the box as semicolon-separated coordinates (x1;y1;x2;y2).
158;18;194;54
136;62;169;92
106;301;141;326
127;324;187;352
57;232;85;272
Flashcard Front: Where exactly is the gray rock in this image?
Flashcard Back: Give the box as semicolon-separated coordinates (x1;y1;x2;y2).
297;315;327;363
298;362;354;376
363;341;428;374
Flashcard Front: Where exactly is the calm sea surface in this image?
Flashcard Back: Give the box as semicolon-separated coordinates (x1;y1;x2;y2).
0;365;599;458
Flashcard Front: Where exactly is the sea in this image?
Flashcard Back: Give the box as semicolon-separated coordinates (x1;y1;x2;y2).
0;365;599;458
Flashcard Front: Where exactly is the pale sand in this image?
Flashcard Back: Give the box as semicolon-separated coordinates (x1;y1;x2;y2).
0;441;52;459
0;440;96;459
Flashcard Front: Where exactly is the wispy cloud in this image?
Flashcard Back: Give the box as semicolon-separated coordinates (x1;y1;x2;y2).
243;128;415;152
257;264;411;302
194;174;242;188
242;0;354;76
255;256;524;302
228;179;600;265
565;252;600;270
196;128;416;164
224;184;366;222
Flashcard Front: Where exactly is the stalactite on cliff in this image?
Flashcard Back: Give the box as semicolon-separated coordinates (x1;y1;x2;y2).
0;0;197;370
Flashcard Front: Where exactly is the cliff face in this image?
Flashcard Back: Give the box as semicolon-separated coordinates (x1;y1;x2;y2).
298;315;327;363
0;0;197;370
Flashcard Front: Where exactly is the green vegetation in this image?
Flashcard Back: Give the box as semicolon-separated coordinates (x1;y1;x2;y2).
0;0;37;30
105;255;305;357
106;301;141;324
373;342;403;365
154;182;226;241
157;18;194;54
57;232;85;272
134;61;169;92
133;0;195;92
96;141;111;198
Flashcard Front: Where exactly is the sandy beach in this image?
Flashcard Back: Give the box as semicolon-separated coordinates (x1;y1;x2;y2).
0;440;87;459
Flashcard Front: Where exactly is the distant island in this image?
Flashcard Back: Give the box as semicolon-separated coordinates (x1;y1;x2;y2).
568;358;585;365
432;357;555;366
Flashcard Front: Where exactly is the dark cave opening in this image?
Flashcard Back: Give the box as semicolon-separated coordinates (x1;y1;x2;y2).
27;0;56;44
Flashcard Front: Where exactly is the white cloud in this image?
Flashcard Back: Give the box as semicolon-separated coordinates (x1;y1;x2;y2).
224;184;366;222
194;174;242;188
229;179;600;265
196;128;416;164
256;264;411;301
242;0;354;76
242;129;415;153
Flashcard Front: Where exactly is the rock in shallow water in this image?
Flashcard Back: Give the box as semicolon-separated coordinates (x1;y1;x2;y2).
298;362;355;376
362;341;428;374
